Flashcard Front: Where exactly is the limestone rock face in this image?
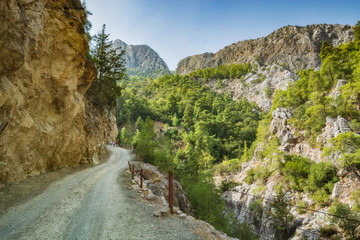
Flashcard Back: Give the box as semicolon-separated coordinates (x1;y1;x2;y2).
113;39;170;77
317;116;352;147
176;24;354;75
204;65;298;111
0;0;117;185
268;108;352;162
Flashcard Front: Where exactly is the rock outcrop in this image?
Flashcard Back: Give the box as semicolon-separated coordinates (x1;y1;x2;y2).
129;162;193;215
204;64;298;111
221;107;360;239
113;39;170;77
128;161;233;240
0;0;117;186
270;108;352;162
176;24;354;75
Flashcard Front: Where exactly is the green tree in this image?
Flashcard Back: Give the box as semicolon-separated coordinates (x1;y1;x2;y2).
182;104;194;128
166;94;178;115
132;118;157;163
281;155;311;191
324;132;360;181
354;21;360;41
119;125;134;147
86;24;126;109
188;171;226;230
329;201;360;239
153;136;175;171
225;212;259;240
271;190;295;240
81;1;93;42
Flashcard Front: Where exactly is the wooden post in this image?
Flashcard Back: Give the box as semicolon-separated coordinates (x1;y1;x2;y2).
140;169;143;188
132;164;135;180
169;171;174;214
128;161;131;171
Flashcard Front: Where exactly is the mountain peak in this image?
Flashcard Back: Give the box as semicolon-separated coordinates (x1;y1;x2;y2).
113;40;170;77
113;39;127;49
176;24;354;75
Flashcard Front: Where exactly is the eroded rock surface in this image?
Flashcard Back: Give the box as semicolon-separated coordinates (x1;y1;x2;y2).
204;65;298;111
0;0;117;186
131;162;193;215
176;24;354;75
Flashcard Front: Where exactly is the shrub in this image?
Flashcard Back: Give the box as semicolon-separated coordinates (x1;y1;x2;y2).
297;200;307;214
214;158;242;175
244;167;271;185
281;155;311;191
329;201;360;239
307;162;338;193
164;127;179;140
254;167;271;184
225;212;259;240
220;180;237;192
319;225;338;238
244;168;256;184
280;155;339;205
350;119;360;132
250;199;263;227
265;87;273;98
271;190;295;240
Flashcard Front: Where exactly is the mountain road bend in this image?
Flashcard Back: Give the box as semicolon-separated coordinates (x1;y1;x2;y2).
0;146;200;240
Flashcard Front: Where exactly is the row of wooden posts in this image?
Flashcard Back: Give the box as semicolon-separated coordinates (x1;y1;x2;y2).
128;161;174;214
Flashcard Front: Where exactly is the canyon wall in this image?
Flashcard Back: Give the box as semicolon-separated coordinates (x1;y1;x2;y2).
0;0;117;186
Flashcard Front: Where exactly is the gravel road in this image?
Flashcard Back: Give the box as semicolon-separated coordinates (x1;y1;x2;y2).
0;146;200;240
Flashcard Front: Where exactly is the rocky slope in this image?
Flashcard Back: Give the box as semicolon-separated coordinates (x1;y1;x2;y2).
128;160;233;240
0;0;117;186
176;24;354;75
222;107;360;239
113;39;170;77
204;64;299;111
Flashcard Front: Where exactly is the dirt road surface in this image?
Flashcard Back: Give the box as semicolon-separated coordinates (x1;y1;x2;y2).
0;147;200;239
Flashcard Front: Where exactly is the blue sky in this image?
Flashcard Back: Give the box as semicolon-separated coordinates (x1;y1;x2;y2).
86;0;360;70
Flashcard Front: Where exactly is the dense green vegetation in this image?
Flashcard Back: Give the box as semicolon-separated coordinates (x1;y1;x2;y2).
252;24;360;190
186;63;252;80
271;36;360;137
116;63;262;238
328;200;360;239
114;22;360;239
280;155;338;205
251;23;360;238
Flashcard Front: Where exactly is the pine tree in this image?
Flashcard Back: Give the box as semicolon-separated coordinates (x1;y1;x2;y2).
271;190;295;240
354;21;360;41
86;24;126;109
81;1;92;42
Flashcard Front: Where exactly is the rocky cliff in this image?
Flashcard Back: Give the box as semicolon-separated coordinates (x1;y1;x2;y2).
0;0;117;186
176;24;354;75
113;39;170;77
204;64;298;111
222;107;360;239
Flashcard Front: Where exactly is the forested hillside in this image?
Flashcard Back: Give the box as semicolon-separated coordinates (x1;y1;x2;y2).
115;23;360;239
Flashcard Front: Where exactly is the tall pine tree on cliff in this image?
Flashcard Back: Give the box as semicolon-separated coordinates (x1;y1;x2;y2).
86;24;126;109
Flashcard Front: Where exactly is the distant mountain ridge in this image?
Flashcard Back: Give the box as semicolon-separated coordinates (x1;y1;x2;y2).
113;39;170;77
176;24;354;75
